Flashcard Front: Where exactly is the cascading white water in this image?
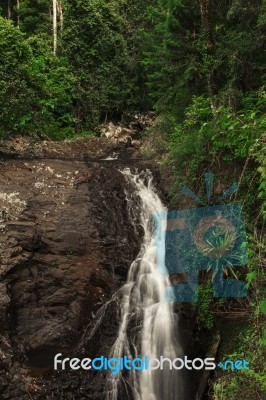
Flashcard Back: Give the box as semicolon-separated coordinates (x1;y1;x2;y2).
107;169;183;400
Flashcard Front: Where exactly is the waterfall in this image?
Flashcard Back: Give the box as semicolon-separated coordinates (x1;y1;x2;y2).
107;169;183;400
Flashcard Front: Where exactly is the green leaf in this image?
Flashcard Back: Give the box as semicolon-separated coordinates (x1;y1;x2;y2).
246;272;256;288
260;301;266;314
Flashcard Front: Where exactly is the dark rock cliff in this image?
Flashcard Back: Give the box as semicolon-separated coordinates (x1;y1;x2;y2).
0;137;164;399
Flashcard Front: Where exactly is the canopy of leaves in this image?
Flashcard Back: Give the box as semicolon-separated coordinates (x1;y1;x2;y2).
0;15;76;137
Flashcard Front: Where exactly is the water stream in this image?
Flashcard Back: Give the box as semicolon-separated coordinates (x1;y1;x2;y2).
107;169;183;400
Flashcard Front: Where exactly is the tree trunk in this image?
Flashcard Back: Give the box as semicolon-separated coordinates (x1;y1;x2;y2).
7;0;11;19
198;0;215;96
198;0;212;32
17;0;20;26
195;332;221;400
57;0;64;31
53;0;57;55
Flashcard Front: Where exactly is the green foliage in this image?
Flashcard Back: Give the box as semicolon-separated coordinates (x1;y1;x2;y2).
211;232;266;399
195;282;214;330
27;35;77;133
1;0;266;140
0;0;153;136
0;17;77;138
0;16;36;136
18;0;51;37
155;91;265;203
250;131;266;217
143;0;266;117
213;323;266;399
142;0;200;116
62;0;145;129
211;90;266;160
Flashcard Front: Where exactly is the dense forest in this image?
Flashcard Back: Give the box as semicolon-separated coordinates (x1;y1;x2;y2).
0;1;265;195
0;1;265;399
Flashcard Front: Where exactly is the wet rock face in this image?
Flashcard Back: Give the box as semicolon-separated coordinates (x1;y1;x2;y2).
0;137;156;399
89;166;143;277
2;159;101;352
